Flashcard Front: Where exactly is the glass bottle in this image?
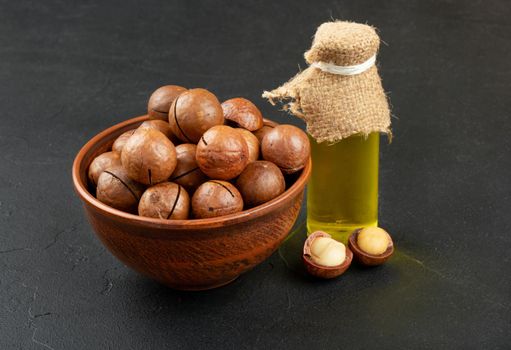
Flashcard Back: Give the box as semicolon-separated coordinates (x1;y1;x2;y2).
306;132;379;243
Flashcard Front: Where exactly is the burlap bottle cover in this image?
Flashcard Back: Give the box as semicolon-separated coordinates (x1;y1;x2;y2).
262;21;391;143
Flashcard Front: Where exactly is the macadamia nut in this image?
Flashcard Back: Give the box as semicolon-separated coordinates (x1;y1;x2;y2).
168;88;224;143
121;128;177;185
196;125;249;180
310;237;346;267
357;227;391;255
261;124;310;174
88;151;121;187
147;85;187;121
236;128;260;163
221;97;263;131
191;180;243;219
112;129;135;154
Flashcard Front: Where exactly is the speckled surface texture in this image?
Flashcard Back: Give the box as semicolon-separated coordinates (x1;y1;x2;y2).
1;0;510;348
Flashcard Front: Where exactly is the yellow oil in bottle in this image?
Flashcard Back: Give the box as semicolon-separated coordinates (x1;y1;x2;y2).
307;133;379;243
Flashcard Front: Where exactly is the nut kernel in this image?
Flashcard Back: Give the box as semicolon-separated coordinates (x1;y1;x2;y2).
357;226;390;255
310;237;346;267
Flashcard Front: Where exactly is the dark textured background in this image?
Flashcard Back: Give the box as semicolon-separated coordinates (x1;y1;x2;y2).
1;0;510;349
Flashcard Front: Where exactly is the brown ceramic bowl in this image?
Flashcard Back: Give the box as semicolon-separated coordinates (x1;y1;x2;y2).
72;115;311;290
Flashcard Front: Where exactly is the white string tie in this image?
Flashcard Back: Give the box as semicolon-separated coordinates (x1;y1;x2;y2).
310;55;376;76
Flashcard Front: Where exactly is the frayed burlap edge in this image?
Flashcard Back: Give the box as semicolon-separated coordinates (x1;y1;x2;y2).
263;65;391;144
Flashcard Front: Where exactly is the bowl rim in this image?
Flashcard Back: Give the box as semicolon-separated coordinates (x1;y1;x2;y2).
72;115;311;229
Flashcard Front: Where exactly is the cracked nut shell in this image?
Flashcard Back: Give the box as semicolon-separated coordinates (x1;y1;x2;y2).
191;180;243;219
261;124;310;174
221;97;263;131
147;85;187;121
236;161;285;208
168;88;224;143
88;151;121;187
138;182;190;220
348;228;394;266
303;231;353;279
121;128;177;185
196;125;249;180
96;165;145;213
169;144;208;192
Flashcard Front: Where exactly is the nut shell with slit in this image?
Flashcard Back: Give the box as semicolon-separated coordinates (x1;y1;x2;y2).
196;125;249;180
168;88;224;143
121;128;177;185
192;180;243;219
88;151;121;187
96;165;145;213
147;85;187;121
138;182;190;220
169;144;207;192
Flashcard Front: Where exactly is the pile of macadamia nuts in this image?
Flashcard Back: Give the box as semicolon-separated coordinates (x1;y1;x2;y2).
88;85;310;220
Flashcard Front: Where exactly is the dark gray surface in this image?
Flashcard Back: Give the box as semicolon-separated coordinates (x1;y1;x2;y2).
1;0;510;349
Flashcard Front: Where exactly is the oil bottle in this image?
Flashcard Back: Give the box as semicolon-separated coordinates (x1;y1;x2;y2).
263;21;391;243
307;133;379;242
